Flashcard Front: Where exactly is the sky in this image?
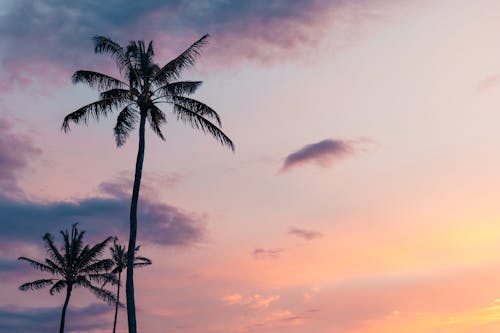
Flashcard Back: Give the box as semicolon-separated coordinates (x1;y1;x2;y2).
2;0;500;332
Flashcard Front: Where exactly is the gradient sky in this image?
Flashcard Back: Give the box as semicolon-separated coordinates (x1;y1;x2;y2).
2;0;500;332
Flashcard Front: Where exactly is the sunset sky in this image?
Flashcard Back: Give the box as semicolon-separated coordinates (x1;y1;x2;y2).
2;0;500;332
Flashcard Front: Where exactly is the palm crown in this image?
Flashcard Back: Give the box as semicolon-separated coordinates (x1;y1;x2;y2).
107;238;151;333
62;34;234;150
110;237;151;274
18;224;117;333
18;224;116;302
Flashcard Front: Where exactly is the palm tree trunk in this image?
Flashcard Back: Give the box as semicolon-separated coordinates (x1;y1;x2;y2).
59;285;72;333
126;111;146;333
113;271;122;333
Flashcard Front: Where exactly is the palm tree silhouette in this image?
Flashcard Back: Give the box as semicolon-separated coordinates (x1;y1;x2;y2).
62;34;234;333
18;224;117;333
108;238;151;333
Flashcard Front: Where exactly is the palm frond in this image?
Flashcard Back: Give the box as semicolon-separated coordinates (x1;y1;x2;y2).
153;34;209;84
114;106;138;147
147;40;154;57
76;276;117;304
42;233;65;267
134;256;152;268
93;36;129;74
71;225;85;264
72;70;127;91
62;98;127;132
147;106;166;140
49;280;66;295
100;88;133;101
79;259;113;274
172;96;221;126
76;236;113;270
18;257;57;273
173;104;234;151
45;259;63;275
19;279;54;291
60;229;72;270
88;272;119;285
155;81;202;97
87;285;117;304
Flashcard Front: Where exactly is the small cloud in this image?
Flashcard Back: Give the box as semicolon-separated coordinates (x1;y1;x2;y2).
222;294;244;305
222;293;280;310
303;287;321;301
280;138;355;172
243;309;305;331
289;227;323;241
478;75;500;91
252;248;284;259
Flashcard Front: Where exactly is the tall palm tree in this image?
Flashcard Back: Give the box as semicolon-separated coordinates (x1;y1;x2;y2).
62;34;234;333
108;238;151;333
18;224;117;333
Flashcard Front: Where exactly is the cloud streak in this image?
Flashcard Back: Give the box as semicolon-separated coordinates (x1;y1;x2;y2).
280;139;355;172
252;248;284;259
289;227;323;240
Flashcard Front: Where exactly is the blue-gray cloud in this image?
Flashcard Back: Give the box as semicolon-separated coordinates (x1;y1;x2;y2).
0;181;205;247
281;139;355;172
0;304;111;333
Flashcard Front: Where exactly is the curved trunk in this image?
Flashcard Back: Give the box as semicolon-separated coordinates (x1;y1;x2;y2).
112;271;122;333
126;111;147;333
59;285;72;333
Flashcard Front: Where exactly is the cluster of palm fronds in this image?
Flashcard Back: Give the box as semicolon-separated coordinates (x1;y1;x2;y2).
18;224;151;333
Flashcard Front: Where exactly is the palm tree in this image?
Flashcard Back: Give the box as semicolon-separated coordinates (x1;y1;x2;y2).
108;238;151;333
18;224;117;333
62;34;234;333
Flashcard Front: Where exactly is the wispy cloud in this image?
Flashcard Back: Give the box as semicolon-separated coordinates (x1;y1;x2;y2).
289;227;323;241
252;248;284;259
280;139;356;172
477;75;500;91
222;293;280;310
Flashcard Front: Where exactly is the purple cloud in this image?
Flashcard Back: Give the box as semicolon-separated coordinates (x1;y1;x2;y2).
289;227;323;241
0;117;41;199
280;139;355;172
252;248;284;259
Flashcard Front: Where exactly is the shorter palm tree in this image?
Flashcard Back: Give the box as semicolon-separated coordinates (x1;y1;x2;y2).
107;237;151;333
18;224;117;333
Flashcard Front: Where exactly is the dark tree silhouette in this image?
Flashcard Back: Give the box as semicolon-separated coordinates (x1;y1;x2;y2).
107;238;151;333
18;224;116;333
62;34;234;333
